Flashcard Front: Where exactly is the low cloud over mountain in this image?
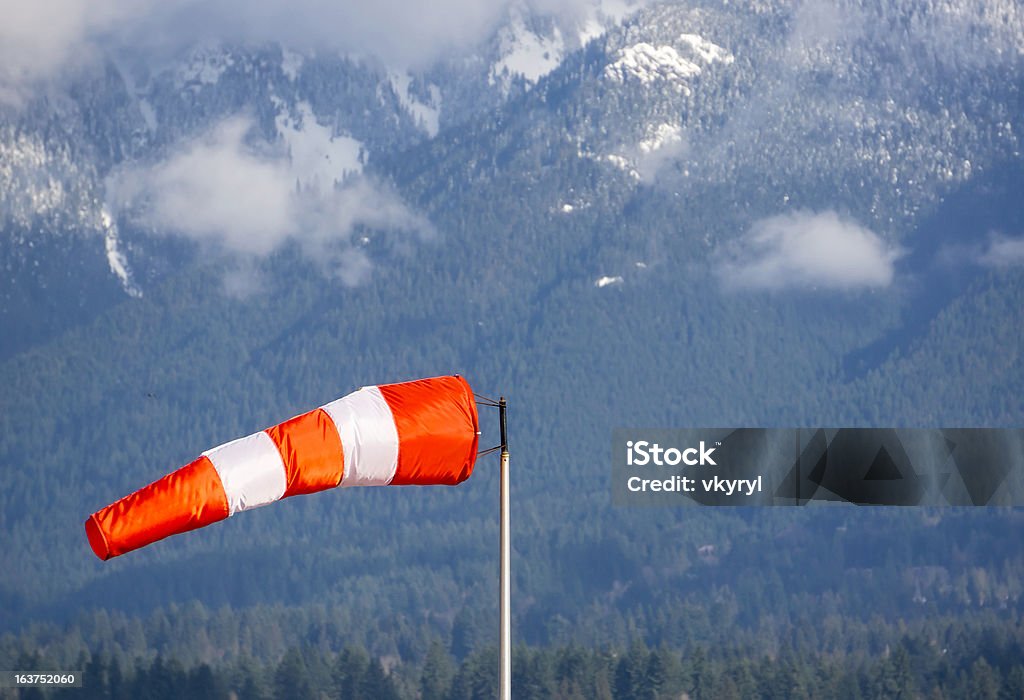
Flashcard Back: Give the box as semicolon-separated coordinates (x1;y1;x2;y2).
717;210;903;291
106;116;432;287
0;0;644;103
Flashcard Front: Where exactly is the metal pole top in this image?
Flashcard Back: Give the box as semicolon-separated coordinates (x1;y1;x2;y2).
499;397;508;453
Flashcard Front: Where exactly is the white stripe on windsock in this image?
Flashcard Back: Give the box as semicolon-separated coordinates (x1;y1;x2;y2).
322;386;400;487
204;431;287;515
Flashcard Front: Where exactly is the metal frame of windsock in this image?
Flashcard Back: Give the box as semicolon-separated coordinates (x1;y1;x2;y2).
84;374;513;696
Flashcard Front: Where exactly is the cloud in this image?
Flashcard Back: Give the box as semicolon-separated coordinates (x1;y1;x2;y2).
717;210;903;291
786;0;861;59
635;123;689;183
134;0;505;68
934;233;1024;271
0;0;639;102
107;117;293;256
977;234;1024;268
106;115;432;287
0;0;150;103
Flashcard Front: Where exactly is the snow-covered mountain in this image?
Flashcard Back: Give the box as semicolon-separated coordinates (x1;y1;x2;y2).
417;0;1022;239
0;0;632;266
0;47;423;353
0;0;647;356
2;0;1022;357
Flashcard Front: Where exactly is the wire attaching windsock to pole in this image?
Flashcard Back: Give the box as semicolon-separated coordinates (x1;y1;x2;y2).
85;375;479;560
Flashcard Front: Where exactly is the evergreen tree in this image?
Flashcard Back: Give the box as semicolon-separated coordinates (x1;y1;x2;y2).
359;659;400;700
419;640;454;700
333;646;369;700
274;648;313;700
187;663;222;700
969;658;1000;700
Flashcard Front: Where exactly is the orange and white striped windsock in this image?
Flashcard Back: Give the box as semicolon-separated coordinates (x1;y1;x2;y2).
85;375;479;560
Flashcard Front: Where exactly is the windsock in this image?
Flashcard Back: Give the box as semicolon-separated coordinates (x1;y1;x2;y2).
86;375;479;560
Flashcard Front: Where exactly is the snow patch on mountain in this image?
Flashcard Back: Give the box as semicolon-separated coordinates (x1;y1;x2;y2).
592;121;687;182
100;209;141;298
638;123;683;154
1;127;142;297
678;34;733;64
633;122;689;180
490;13;565;88
276;101;363;190
490;0;650;89
606;43;701;90
604;153;640;180
605;34;732;90
388;71;441;137
1;129;74;227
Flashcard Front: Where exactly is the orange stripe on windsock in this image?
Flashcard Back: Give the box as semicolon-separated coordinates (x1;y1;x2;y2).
381;375;479;485
85;456;229;560
266;408;345;497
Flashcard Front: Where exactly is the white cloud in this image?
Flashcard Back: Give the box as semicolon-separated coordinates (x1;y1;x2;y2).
717;210;903;291
935;233;1024;271
0;0;643;102
107;117;293;256
977;234;1024;268
787;0;861;59
106;115;432;287
635;123;688;182
0;0;149;103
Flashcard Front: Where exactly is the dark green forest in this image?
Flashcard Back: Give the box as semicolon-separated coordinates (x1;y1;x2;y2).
6;617;1024;699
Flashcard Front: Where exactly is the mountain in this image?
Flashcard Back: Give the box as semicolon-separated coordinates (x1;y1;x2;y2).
0;0;643;360
1;0;1022;669
0;47;419;358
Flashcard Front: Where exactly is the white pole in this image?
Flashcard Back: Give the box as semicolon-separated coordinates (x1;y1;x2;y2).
499;399;511;700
